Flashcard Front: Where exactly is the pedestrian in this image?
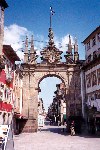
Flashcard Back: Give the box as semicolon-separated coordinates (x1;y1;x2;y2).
64;122;67;132
58;120;60;127
70;120;75;136
39;127;41;132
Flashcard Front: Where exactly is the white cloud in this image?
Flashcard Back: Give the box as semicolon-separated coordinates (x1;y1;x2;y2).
4;24;46;60
55;34;75;52
4;24;31;60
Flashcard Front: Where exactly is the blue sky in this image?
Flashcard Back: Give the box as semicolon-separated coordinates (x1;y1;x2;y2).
4;0;100;111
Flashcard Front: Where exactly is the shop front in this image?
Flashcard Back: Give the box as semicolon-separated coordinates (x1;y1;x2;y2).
0;101;12;125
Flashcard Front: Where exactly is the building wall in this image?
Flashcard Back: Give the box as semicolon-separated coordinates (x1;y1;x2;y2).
85;64;100;94
85;32;100;59
0;56;14;125
82;27;100;121
13;67;23;115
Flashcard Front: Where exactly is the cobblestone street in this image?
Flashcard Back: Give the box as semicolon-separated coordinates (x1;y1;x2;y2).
14;123;100;150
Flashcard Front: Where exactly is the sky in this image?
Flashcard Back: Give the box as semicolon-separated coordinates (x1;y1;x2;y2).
4;0;100;111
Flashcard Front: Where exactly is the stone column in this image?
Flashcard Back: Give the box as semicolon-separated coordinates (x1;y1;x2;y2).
65;72;70;118
22;73;38;132
22;73;29;118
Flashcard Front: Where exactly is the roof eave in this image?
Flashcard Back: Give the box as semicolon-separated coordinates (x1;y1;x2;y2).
82;26;100;44
0;0;8;9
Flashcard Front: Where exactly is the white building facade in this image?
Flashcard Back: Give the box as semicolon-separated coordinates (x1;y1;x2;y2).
81;26;100;120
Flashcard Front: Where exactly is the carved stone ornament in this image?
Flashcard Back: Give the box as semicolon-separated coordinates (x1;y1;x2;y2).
41;28;63;64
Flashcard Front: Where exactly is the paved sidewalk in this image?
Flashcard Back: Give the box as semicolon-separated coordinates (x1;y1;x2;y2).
14;124;100;150
5;125;14;150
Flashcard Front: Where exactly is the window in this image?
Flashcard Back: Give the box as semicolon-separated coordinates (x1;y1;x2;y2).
98;33;100;42
98;48;100;57
86;73;91;88
88;54;91;62
93;51;97;59
87;41;90;50
92;71;97;86
98;94;100;99
92;36;96;46
97;68;100;85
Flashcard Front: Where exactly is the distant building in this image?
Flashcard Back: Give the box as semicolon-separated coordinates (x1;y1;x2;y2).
38;98;45;115
81;26;100;121
54;83;66;124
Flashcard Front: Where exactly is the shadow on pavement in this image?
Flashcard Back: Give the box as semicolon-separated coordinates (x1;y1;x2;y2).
40;122;100;138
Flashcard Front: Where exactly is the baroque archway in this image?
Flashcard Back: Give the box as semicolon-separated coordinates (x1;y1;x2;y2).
17;27;82;132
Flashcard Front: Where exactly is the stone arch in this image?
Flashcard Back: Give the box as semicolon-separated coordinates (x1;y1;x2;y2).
21;63;81;133
32;71;68;90
38;73;66;89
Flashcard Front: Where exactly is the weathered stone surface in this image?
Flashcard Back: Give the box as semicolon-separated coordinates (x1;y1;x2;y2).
16;29;81;132
20;62;82;132
21;119;38;133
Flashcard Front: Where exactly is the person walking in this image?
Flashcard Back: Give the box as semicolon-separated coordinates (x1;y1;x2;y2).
58;120;60;127
70;120;75;136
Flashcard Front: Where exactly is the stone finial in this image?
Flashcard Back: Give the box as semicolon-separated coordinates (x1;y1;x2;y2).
64;35;74;63
48;28;55;48
74;37;79;62
24;36;29;62
69;35;71;45
30;35;34;53
31;35;34;47
74;37;78;52
29;35;38;64
68;35;72;53
24;36;28;53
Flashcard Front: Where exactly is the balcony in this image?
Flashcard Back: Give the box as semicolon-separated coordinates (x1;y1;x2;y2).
6;73;13;83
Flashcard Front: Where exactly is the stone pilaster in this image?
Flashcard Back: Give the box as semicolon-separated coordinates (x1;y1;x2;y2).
22;73;30;118
22;119;37;132
22;72;38;132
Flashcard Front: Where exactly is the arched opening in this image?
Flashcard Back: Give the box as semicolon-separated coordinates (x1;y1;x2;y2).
38;74;66;127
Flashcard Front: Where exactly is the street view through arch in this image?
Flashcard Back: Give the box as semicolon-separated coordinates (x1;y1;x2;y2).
39;76;62;112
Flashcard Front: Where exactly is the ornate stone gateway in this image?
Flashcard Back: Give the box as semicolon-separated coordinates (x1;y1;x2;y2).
17;26;82;132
